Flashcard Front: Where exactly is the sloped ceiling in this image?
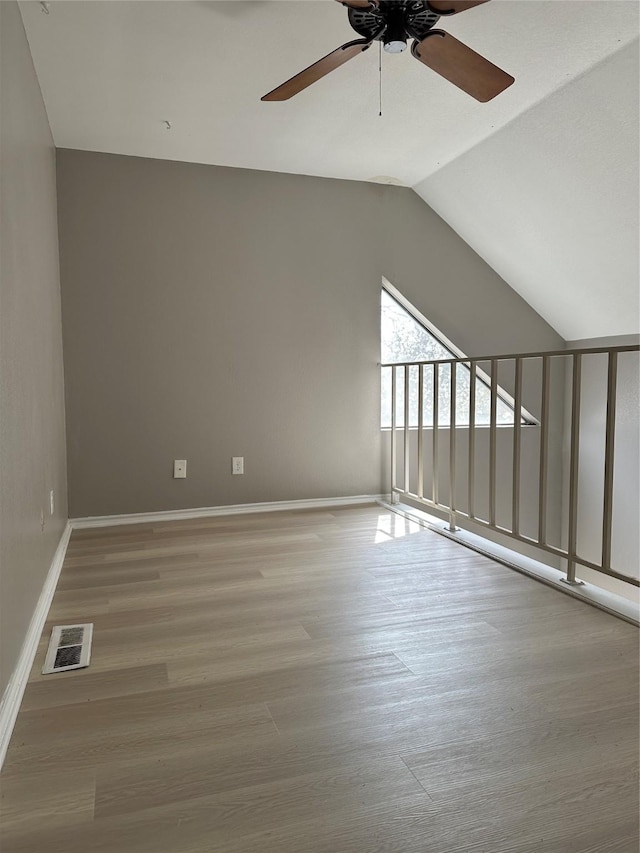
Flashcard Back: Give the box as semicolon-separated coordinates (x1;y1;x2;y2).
18;0;640;339
415;40;639;340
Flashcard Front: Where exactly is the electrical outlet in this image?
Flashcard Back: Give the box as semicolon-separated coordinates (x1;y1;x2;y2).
49;490;55;516
173;459;187;479
232;457;244;475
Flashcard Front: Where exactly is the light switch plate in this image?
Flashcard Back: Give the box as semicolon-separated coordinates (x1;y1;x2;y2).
174;459;187;478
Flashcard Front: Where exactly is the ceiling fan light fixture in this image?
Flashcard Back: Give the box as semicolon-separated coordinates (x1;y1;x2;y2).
384;39;407;54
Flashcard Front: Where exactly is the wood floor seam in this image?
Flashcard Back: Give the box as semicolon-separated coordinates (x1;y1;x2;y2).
398;755;436;802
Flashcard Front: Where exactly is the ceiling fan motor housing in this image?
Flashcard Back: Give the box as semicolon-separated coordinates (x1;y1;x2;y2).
348;1;441;47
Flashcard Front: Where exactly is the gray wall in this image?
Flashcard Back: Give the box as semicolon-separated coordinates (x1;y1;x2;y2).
0;2;68;699
56;149;564;519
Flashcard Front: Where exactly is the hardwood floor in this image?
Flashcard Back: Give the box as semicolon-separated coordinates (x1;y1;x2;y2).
1;505;638;852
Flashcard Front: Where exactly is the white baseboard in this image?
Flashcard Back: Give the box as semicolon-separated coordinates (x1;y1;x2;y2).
0;522;72;770
70;494;390;530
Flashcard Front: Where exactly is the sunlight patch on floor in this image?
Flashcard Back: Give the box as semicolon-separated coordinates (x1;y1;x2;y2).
375;513;422;543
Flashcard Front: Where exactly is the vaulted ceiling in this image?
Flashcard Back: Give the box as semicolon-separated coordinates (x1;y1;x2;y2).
19;0;640;339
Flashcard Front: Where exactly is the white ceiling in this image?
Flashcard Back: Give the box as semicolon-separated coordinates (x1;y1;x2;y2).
19;0;640;338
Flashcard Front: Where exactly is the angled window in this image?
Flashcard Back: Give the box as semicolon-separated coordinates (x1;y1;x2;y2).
380;285;534;428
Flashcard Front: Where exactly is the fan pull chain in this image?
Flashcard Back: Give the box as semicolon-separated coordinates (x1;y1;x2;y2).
378;40;382;117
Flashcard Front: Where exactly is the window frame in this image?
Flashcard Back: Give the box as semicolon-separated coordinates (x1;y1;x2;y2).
380;278;538;428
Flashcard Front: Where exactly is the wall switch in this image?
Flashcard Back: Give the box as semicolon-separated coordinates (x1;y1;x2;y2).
173;459;187;479
49;490;55;515
232;457;244;475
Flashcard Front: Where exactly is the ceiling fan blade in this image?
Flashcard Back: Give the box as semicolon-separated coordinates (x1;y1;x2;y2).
412;31;514;102
427;1;490;14
334;0;379;7
262;39;372;101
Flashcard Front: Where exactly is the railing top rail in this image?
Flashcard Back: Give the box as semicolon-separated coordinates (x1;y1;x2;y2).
380;344;640;369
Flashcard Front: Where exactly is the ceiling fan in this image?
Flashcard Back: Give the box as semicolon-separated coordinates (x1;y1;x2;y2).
262;0;513;103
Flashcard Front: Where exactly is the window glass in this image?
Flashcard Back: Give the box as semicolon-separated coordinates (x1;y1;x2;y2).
381;289;522;428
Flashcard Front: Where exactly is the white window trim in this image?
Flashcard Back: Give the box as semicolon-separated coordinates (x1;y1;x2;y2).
381;277;539;427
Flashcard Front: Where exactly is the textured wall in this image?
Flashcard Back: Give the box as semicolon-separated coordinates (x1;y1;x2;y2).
0;2;68;698
56;149;564;519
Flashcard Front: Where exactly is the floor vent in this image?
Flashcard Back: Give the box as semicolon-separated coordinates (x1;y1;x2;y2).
42;624;93;674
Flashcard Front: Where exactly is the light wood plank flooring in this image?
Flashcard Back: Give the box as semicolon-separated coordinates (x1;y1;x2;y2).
1;505;638;852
